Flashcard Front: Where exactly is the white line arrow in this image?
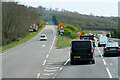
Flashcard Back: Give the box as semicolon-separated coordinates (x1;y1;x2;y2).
42;45;46;48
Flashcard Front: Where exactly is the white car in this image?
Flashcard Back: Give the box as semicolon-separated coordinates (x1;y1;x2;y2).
40;34;47;41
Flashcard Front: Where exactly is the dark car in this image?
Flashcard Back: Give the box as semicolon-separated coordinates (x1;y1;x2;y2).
103;42;120;56
70;40;95;64
80;35;95;47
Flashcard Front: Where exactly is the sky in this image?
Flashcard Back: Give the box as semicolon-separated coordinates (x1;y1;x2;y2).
14;0;119;17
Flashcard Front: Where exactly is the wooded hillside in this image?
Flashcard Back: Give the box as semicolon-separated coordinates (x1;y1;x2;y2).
2;2;39;46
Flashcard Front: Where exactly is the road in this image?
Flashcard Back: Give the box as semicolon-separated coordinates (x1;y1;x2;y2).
2;25;118;79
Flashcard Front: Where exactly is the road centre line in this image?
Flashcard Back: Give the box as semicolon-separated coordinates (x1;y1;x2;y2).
102;59;106;65
106;68;112;78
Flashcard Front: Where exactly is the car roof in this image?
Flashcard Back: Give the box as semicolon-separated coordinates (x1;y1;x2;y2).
72;40;92;42
41;34;46;36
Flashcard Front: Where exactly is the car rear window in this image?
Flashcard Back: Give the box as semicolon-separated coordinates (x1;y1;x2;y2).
106;43;119;47
41;36;45;37
72;41;91;49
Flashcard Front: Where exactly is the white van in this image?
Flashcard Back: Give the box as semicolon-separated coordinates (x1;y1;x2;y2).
98;35;108;47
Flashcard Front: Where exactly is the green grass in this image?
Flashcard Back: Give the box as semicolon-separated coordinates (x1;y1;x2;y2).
0;26;44;51
56;35;80;48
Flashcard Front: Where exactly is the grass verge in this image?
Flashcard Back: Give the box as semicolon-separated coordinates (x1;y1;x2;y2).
56;35;79;48
0;26;44;51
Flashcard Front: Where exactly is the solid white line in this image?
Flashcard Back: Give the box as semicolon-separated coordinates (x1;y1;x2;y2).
64;59;70;66
102;59;106;65
106;68;112;78
37;73;41;79
43;60;47;66
50;36;56;51
46;54;49;59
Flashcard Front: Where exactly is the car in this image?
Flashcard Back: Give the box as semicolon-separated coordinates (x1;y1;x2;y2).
70;40;95;64
40;34;47;41
103;42;120;56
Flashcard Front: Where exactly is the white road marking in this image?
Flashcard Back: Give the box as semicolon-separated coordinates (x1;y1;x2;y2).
43;73;54;76
60;67;63;71
43;60;47;66
64;59;70;66
46;54;49;59
52;67;63;79
100;54;103;58
44;69;57;72
50;36;56;51
37;73;41;79
42;45;46;48
45;67;60;69
106;68;112;78
102;59;106;65
48;50;51;53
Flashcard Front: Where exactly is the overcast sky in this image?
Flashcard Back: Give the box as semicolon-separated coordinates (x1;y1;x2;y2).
14;0;119;17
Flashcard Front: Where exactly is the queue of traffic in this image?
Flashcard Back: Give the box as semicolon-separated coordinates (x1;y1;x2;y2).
70;33;120;65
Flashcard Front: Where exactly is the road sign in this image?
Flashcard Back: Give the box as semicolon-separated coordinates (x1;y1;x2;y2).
77;32;81;36
60;30;64;32
58;24;60;27
39;24;42;27
60;26;64;30
60;32;64;36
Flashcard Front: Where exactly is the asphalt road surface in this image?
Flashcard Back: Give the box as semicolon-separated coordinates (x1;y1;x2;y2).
2;25;119;79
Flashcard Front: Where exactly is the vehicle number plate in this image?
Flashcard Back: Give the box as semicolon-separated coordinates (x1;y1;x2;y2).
74;56;81;58
110;48;116;50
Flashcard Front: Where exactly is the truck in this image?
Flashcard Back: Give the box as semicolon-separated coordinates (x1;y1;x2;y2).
98;35;108;47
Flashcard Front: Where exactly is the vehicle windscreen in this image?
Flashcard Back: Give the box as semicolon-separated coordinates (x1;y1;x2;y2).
72;41;91;55
106;43;119;47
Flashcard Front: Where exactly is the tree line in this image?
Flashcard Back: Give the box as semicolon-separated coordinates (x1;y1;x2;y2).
2;2;39;46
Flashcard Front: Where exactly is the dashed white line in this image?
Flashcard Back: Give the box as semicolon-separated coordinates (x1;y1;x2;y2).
48;50;51;53
102;59;106;65
46;54;49;59
64;59;70;66
43;60;47;66
37;73;41;79
106;68;112;78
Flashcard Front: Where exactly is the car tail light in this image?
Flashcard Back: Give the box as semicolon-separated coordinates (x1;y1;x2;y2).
116;47;120;49
91;43;93;54
105;47;109;50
